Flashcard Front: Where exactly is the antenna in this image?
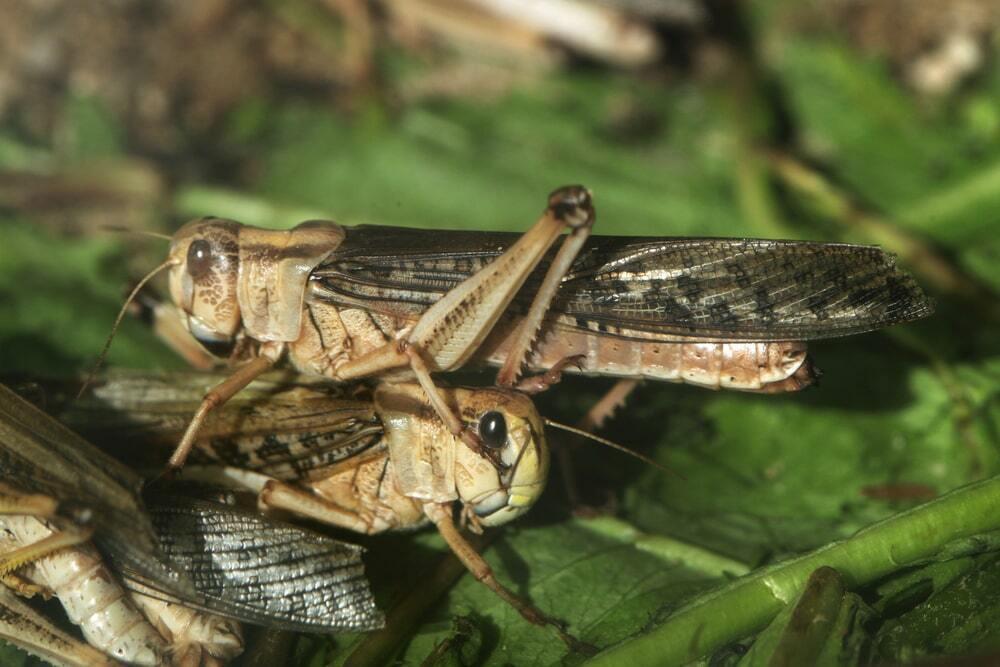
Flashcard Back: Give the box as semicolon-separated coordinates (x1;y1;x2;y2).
99;225;172;241
77;258;177;399
544;418;680;478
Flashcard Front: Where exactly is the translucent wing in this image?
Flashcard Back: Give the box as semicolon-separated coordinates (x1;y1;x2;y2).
123;493;383;633
312;227;934;341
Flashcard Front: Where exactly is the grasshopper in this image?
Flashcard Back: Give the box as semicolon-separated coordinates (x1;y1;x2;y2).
94;185;934;475
61;370;663;653
0;382;382;665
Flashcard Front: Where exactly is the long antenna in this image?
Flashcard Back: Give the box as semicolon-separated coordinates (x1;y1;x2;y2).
77;258;177;399
544;418;680;478
99;225;172;241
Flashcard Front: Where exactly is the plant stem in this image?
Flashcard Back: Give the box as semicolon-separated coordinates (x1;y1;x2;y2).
586;475;1000;667
577;516;750;578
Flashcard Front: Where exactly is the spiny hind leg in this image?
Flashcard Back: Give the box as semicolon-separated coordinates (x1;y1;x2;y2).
496;187;595;387
0;522;93;579
330;187;597;457
579;378;640;431
403;188;596;450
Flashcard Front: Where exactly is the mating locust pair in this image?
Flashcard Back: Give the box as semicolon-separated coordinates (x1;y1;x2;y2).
5;185;933;663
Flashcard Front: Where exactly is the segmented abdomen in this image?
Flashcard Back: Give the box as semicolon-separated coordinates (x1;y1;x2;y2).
128;581;244;664
0;516;167;666
483;324;817;392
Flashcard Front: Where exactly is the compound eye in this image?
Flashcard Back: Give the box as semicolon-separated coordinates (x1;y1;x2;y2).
186;239;214;279
478;411;508;450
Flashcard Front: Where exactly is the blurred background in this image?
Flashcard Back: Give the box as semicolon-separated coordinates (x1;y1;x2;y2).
0;1;999;665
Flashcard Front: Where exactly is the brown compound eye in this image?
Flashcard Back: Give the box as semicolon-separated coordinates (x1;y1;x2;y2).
186;239;214;279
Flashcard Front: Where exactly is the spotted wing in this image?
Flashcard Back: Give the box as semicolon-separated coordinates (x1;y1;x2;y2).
122;493;383;633
52;371;383;481
312;227;934;341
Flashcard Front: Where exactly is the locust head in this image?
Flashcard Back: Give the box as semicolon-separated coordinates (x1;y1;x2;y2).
168;218;243;357
167;218;344;354
454;388;549;528
375;384;550;528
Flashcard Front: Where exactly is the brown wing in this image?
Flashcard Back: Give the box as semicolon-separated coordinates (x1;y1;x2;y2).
311;226;934;341
56;371;383;481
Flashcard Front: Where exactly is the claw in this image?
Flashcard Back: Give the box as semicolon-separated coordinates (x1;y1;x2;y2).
515;354;587;394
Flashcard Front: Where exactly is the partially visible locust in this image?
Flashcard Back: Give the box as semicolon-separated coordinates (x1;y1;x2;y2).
0;511;239;665
0;380;206;665
0;489;386;666
0;582;118;667
0;382;382;665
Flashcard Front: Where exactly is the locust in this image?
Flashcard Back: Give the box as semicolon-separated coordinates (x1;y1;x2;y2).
0;382;383;665
92;185;934;478
60;370;671;654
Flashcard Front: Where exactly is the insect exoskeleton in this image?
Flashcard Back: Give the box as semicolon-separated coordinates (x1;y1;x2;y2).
0;515;168;666
127;586;244;665
166;217;345;357
376;383;550;528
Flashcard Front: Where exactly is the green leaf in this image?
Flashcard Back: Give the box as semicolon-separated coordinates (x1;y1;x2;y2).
877;554;1000;662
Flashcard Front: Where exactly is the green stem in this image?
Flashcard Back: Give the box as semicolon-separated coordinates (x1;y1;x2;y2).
576;516;750;578
585;475;1000;667
897;158;1000;236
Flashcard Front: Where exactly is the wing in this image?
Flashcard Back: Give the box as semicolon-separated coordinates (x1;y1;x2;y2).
0;383;193;597
52;371;384;481
122;493;383;633
312;227;934;341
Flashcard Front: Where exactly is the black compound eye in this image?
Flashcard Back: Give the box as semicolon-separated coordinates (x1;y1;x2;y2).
479;411;508;450
186;239;214;279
